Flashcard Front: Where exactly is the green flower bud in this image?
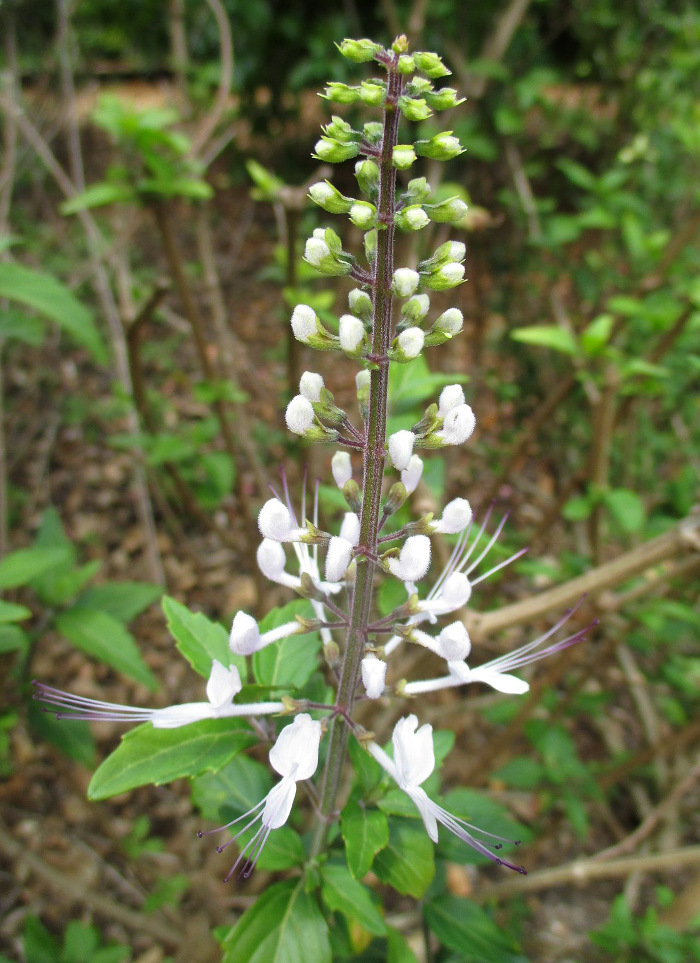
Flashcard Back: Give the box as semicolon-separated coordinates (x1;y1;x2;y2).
397;54;415;74
392;268;420;298
314;137;361;163
402;177;432;205
363;122;384;146
398;95;433;121
424;87;465;111
356;369;370;420
308;180;353;214
342;479;362;513
420;261;465;290
324;115;361;143
304;230;354;276
424;196;469;224
384;481;408;515
322;83;361;105
313;386;348;425
392;144;417;169
350;200;378;229
413;50;452;78
424;307;464;346
407;76;432;95
364;229;377;264
390;326;425;362
355;159;380;198
348;288;373;321
395;204;430;231
359;81;386;107
401;293;430;324
414;131;464;161
411;402;440;437
338;38;383;63
392;35;409;54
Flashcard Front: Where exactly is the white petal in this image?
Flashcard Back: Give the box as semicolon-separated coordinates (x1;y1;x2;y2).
269;713;321;780
469;667;529;694
361;654;387;699
331;451;352;488
261;775;297;830
388;430;415;471
392;715;435;789
285;395;315;434
436;498;472;534
229;611;261;655
206;660;242;708
437;622;471;661
325;536;353;582
401;454;423;494
387;535;431;582
152;703;214;728
437;384;465;417
339;512;360;545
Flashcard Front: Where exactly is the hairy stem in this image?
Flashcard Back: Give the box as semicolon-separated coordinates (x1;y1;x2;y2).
311;57;404;858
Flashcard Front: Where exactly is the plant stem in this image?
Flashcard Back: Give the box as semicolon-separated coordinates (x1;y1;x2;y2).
311;57;404;858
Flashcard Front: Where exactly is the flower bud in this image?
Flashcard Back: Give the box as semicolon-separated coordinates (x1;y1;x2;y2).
304;235;330;266
324;115;361;143
441;571;472;608
402;177;431;205
392;268;420;298
425;196;469;224
323;82;361;104
398;96;433;121
257;538;287;583
362;654;387;699
364;229;377;264
299;371;324;402
384;481;408;515
308;180;353;214
229;611;261;655
392;327;425;362
385;534;431;582
421;261;465;290
438;384;466;416
425;86;465;110
285;395;315;435
258;498;304;541
314;137;361;163
331;451;352;488
325;536;354;582
363;122;384;145
348;287;373;321
395;205;430;231
340;512;360;545
290;304;338;350
342;479;362;513
415;131;463;161
392;145;417;169
356;369;370;420
438;403;476;445
435;308;464;336
397;54;415;74
339;314;366;355
413;50;451;79
338;38;382;63
359;81;386;107
401;454;424;494
355;159;380;197
401;294;430;324
437;622;471;661
350;201;378;229
388;429;415;470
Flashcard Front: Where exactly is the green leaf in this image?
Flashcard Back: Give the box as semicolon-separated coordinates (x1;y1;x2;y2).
220;879;331;963
389;354;468;415
603;488;646;534
386;927;420;962
0;600;32;623
556;158;597;191
0;307;45;345
255;826;306;872
75;581;162;622
511;325;578;355
88;719;256;800
437;788;532;866
55;608;157;690
22;915;59;963
341;800;389;879
321;862;386;936
347;734;384;793
493;756;545;790
163;595;244;679
0;263;107;363
424;896;526;962
562;495;594;522
373;818;434;898
60;181;136;213
0;625;28;655
27;700;96;766
253;601;319;689
0;546;71;589
581;314;614;355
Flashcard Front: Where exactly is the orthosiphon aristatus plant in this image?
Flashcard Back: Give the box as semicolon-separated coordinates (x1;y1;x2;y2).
34;37;595;960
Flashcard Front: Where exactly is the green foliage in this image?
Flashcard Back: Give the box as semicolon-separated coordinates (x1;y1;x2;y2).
589;891;700;961
19;915;129;963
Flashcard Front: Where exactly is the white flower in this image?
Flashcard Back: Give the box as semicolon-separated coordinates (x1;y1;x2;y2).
403;610;594;696
331;451;352;488
200;714;322;880
362;654;387;699
290;304;318;344
258;497;307;542
367;716;525;873
411;621;471;662
299;371;324;402
437;384;465;417
285;395;315;435
325;536;354;582
32;662;284;729
437;403;476;445
392;268;420;298
229;611;300;655
339;314;365;353
388;430;415;471
433;497;473;534
401;454;424;494
397;327;425;359
386;534;431;582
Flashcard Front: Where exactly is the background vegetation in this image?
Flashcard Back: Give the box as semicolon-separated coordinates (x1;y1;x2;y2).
1;0;699;960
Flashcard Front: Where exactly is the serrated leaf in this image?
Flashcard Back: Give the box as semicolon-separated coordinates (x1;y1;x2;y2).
75;581;162;622
373;818;434;898
55;608;157;690
321;862;386;936
341;800;389;879
220;879;331;963
0;263;107;362
424;896;526;962
88;719;256;799
253;600;319;688
163;596;244;679
0;546;71;589
511;325;578;355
